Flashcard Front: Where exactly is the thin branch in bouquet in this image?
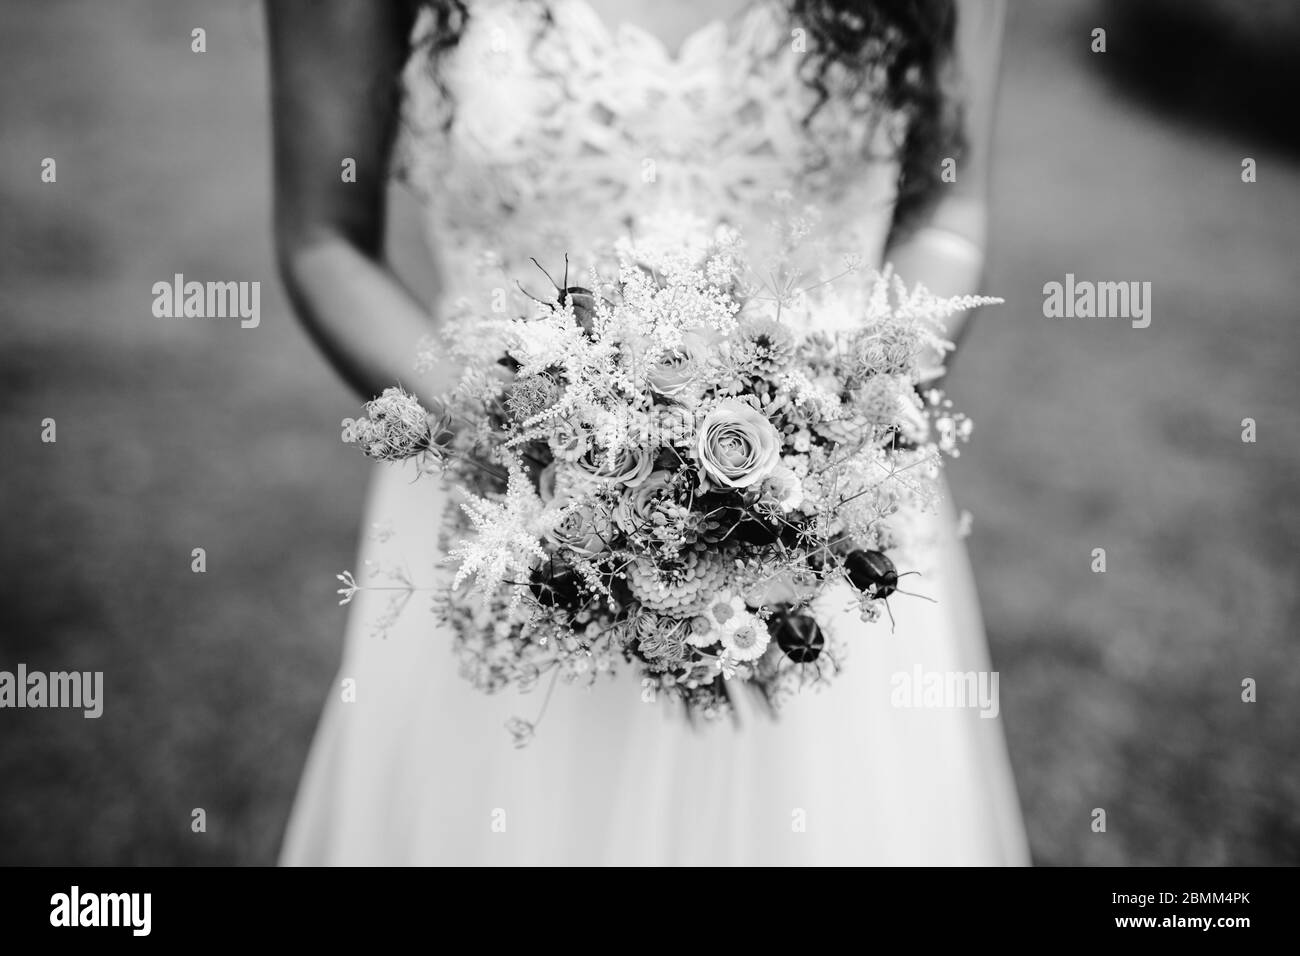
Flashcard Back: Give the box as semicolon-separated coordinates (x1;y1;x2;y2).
813;423;898;472
809;472;942;628
528;254;567;294
533;665;561;728
740;258;861;319
862;569;938;635
439;445;511;484
505;550;635;624
773;643;843;692
413;390;515;483
504;662;563;748
514;278;549;307
335;562;445;640
517;254;587;311
886;571;937;604
825;450;936;514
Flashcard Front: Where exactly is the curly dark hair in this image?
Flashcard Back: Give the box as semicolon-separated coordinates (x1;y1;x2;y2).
410;0;963;242
789;0;963;241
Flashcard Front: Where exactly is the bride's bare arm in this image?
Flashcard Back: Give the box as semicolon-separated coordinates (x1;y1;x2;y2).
267;0;452;408
884;0;1006;379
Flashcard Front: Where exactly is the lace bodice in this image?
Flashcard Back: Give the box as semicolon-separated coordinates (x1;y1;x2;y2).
396;0;904;300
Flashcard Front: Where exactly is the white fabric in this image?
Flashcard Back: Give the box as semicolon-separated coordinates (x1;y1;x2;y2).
282;0;1030;866
396;0;904;292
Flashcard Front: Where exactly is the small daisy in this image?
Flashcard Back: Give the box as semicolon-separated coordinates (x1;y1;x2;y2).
686;593;748;648
719;609;770;662
684;614;717;649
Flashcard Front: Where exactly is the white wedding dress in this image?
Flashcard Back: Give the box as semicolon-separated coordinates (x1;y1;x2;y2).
281;0;1029;866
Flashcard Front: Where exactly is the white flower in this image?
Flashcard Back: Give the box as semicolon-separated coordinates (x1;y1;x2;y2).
782;453;810;478
645;330;711;398
759;465;804;512
684;614;718;649
449;470;547;593
718;609;769;661
614;470;675;535
695;399;782;489
705;593;746;628
574;441;656;488
685;594;770;663
341;387;432;462
544;497;612;557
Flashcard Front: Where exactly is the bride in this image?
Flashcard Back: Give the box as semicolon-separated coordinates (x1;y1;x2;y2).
269;0;1028;865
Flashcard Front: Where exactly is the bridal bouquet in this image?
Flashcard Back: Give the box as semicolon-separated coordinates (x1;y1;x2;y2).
340;215;999;743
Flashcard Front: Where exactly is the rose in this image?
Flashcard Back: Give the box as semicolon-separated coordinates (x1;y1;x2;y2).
539;461;588;504
647;331;711;399
695;399;782;489
545;497;612;557
614;470;675;534
574;441;656;488
646;351;696;397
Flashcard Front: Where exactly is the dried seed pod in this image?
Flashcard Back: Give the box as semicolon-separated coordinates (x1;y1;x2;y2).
844;549;898;600
529;562;586;610
560;287;597;333
768;607;825;663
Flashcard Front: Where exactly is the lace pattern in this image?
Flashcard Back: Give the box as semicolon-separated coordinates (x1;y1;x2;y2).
396;0;904;300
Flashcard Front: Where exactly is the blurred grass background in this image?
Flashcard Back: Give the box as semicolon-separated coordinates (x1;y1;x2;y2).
1;0;1297;865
